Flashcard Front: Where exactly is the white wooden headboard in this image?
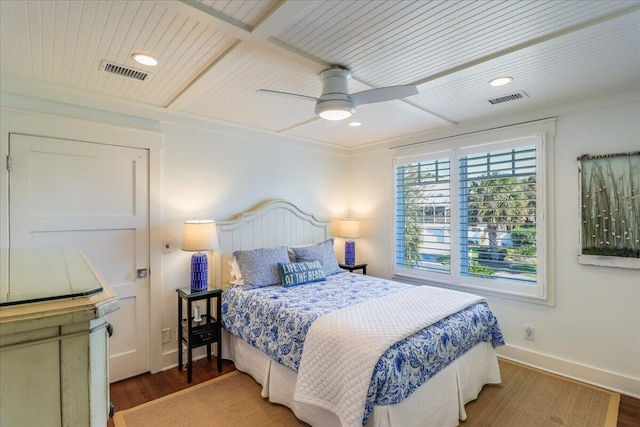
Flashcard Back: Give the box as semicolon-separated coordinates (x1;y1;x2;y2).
212;200;330;289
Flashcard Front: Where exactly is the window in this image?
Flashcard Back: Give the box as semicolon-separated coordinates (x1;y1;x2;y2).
396;157;451;275
394;132;548;300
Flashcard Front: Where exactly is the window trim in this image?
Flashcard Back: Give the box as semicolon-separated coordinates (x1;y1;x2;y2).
392;120;556;306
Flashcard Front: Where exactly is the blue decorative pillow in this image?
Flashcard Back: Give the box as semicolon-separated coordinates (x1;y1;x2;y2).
233;246;290;287
291;238;343;276
278;260;326;287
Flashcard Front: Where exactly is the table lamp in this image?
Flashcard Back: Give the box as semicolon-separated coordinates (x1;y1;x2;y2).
182;220;219;292
339;218;360;265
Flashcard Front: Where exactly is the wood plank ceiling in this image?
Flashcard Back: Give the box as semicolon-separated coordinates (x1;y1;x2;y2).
1;0;638;150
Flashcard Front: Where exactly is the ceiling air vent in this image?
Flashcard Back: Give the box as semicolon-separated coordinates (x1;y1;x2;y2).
488;91;528;105
100;60;152;81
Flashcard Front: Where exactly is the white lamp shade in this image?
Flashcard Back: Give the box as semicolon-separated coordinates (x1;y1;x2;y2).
339;218;361;239
182;220;219;251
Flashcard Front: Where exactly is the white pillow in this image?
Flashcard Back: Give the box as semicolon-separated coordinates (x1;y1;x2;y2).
228;255;244;285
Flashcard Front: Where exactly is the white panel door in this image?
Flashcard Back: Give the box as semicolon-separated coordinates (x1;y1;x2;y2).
8;133;150;382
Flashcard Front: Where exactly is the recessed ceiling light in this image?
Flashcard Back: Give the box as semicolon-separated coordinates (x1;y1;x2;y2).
489;76;513;87
349;121;362;127
132;53;158;67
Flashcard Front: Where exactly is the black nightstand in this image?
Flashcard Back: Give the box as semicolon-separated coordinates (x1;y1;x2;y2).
340;263;367;275
176;287;222;383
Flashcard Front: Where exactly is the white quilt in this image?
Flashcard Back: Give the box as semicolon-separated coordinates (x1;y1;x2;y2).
293;285;484;427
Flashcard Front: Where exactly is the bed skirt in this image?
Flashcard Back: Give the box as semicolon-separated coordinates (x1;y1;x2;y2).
220;330;501;427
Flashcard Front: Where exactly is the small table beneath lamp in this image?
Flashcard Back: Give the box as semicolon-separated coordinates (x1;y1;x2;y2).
176;287;223;383
340;263;367;275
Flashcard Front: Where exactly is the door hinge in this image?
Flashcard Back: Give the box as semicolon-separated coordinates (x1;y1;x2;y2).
6;155;11;171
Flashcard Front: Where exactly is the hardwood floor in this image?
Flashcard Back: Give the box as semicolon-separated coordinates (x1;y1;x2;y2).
618;394;640;427
108;358;640;427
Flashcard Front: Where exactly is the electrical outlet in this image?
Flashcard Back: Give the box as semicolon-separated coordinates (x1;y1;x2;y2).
162;328;171;343
162;239;173;253
523;325;535;341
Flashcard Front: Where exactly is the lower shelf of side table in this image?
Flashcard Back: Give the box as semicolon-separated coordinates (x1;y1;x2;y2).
179;315;222;383
181;316;219;347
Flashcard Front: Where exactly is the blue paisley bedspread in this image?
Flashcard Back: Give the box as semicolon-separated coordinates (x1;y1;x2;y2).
222;273;504;424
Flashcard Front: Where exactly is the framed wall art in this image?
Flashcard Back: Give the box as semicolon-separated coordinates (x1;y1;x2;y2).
578;151;640;269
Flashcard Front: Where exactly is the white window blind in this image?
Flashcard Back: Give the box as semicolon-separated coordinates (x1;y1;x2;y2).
395;158;451;274
458;146;537;284
394;134;547;300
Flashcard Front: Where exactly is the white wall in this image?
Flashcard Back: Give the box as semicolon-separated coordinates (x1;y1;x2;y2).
1;92;638;396
350;98;640;397
157;121;350;360
0;98;350;374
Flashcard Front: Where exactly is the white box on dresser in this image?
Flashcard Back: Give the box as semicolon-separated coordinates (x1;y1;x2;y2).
0;247;120;427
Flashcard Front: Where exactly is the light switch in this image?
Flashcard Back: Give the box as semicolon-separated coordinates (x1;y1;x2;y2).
162;239;173;253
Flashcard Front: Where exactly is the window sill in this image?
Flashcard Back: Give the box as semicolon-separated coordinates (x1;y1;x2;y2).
392;273;555;307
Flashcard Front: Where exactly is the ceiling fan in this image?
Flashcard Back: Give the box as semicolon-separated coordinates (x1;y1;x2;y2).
256;66;418;121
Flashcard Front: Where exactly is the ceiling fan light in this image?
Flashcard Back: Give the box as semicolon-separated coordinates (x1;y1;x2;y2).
315;99;355;121
319;109;352;121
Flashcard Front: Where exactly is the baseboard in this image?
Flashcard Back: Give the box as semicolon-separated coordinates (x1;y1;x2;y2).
161;350;178;371
498;344;639;398
161;347;213;372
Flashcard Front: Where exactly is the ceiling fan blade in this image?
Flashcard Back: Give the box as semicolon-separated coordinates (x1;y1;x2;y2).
255;89;318;102
351;85;418;106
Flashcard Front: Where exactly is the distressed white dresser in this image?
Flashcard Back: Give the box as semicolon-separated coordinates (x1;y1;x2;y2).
0;247;120;426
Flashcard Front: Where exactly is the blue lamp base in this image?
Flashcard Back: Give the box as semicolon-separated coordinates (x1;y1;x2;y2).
190;252;208;292
345;240;356;265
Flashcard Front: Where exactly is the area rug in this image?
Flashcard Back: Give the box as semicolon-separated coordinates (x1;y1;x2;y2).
112;370;307;427
462;359;620;427
114;359;619;427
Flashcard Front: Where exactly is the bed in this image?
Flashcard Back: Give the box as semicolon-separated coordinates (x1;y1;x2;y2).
214;200;504;427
